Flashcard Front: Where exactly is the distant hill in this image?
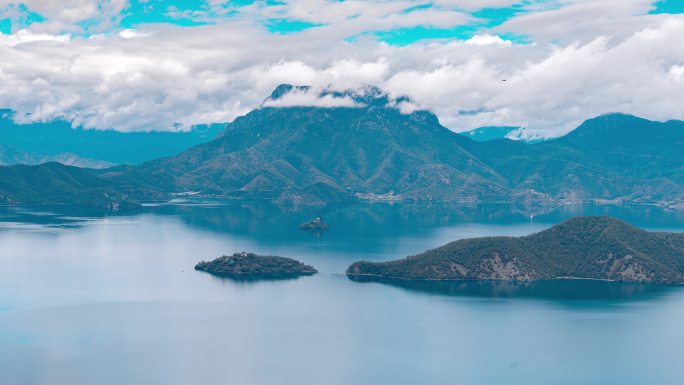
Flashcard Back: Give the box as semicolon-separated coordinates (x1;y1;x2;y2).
0;110;224;165
462;113;684;206
0;144;115;169
347;216;684;284
103;86;684;208
550;113;684;181
0;163;166;212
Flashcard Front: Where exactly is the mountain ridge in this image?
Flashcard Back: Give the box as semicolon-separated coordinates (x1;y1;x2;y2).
104;89;511;205
346;216;684;284
0;144;115;169
0;162;166;212
2;85;684;210
102;86;684;208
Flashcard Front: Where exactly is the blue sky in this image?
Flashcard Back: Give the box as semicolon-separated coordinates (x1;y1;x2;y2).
121;0;211;27
652;0;684;14
3;1;524;42
0;3;43;34
0;1;683;137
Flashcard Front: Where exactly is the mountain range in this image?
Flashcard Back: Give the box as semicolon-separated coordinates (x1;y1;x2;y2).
1;85;684;210
103;85;684;208
0;162;164;212
0;144;115;169
103;86;512;205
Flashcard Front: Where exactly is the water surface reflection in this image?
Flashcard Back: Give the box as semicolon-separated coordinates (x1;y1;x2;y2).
348;276;681;303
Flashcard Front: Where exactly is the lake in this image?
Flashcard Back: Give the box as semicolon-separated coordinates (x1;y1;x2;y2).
1;201;684;385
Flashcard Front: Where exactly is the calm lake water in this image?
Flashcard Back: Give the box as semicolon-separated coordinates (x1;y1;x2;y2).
1;201;684;385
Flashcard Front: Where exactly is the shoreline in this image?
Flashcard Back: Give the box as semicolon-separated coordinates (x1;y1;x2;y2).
346;273;683;286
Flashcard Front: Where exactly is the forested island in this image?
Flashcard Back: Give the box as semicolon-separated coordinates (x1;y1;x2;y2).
195;252;317;280
299;217;329;231
347;217;684;284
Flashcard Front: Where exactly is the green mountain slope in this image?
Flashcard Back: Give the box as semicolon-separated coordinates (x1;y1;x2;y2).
0;163;165;211
347;216;684;284
6;86;682;209
461;113;684;205
552;114;684;181
107;87;509;205
106;87;684;207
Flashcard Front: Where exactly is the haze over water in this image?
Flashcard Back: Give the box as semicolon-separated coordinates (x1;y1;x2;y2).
1;202;684;385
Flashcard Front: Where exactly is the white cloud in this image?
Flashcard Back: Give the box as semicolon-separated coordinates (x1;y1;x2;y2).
431;0;520;10
0;1;682;139
379;8;472;29
0;0;129;34
262;87;363;108
235;0;475;39
118;28;148;39
0;29;71;46
466;34;512;46
497;0;658;43
670;65;684;81
394;99;422;114
324;59;390;85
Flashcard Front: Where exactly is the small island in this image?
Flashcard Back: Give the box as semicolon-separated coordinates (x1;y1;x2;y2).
299;217;329;231
347;216;684;284
195;252;317;280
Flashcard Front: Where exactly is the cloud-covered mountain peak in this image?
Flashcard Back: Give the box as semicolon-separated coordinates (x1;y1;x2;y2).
267;84;312;101
263;84;415;111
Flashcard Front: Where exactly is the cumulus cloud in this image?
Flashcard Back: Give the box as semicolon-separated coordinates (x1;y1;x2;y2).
466;34;513;46
0;0;682;138
0;29;70;46
262;87;363;108
497;0;659;43
0;0;128;33
118;28;149;39
431;0;520;10
669;65;684;81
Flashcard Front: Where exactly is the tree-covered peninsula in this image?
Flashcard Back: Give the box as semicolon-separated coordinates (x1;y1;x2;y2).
347;217;684;284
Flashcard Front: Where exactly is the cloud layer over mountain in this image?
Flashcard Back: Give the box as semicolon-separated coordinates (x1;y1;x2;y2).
0;0;682;138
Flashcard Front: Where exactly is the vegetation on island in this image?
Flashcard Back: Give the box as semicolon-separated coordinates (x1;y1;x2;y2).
195;252;318;280
299;217;329;231
347;216;684;284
